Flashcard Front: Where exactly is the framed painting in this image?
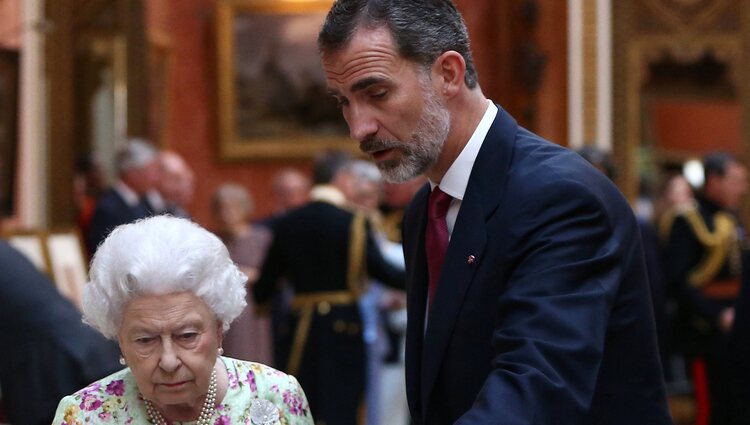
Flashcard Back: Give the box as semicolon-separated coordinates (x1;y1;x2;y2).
45;229;89;309
216;0;356;159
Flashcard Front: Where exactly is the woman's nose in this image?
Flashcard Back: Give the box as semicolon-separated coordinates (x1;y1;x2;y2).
158;339;181;372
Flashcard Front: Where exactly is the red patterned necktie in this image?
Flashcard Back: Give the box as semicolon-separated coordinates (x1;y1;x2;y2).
425;187;453;308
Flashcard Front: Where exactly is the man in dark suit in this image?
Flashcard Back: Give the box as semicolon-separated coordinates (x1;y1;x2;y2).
85;138;159;256
254;151;405;425
0;240;120;425
318;1;672;424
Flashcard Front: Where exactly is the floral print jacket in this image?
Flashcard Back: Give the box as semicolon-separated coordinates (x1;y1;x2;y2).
53;357;313;425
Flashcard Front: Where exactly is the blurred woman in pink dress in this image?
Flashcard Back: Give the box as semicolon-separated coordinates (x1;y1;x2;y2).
213;183;273;364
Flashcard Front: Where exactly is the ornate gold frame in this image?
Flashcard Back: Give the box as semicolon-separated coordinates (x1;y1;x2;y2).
216;0;356;160
612;0;749;201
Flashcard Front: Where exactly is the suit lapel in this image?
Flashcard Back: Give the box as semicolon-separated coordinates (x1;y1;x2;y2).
405;184;430;420
418;106;518;414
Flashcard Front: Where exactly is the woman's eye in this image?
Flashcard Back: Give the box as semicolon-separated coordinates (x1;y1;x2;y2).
179;332;198;342
135;337;155;345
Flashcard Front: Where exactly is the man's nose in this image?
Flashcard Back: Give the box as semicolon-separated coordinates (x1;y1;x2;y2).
346;106;378;142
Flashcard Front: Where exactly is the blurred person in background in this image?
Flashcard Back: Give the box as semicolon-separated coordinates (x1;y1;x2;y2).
74;152;107;238
662;151;748;425
257;167;312;368
656;174;696;234
152;150;195;218
271;168;312;215
347;159;408;425
85;138;159;256
254;151;404;425
258;167;313;230
212;183;273;365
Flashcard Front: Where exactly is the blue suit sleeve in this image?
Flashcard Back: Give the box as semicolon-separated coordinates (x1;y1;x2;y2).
456;180;634;424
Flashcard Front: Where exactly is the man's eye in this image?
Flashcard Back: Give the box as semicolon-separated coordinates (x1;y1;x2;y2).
371;90;387;99
334;97;349;107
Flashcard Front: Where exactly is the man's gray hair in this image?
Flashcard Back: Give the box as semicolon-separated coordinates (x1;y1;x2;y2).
115;138;158;174
318;0;478;88
82;215;248;339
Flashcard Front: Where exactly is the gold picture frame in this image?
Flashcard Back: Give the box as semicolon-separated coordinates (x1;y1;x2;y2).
216;0;356;159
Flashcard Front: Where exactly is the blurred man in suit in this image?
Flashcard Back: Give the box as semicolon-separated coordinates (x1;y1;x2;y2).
153;150;195;218
85;138;158;256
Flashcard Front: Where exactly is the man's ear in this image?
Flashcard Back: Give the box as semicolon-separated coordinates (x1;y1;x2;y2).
432;51;466;98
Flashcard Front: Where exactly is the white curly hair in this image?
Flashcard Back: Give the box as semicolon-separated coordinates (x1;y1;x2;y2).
82;215;248;339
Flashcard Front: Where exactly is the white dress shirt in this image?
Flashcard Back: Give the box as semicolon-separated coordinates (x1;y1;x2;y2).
430;100;498;238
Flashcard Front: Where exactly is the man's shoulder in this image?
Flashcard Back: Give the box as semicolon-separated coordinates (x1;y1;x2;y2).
504;142;612;203
274;201;355;238
93;188;128;211
289;200;355;220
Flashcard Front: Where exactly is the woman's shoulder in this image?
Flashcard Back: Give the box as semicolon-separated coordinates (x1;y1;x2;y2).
52;367;143;424
225;357;297;393
223;357;312;423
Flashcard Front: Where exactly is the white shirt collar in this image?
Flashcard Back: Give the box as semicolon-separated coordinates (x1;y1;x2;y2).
113;180;141;208
430;100;497;200
310;184;347;206
146;190;166;213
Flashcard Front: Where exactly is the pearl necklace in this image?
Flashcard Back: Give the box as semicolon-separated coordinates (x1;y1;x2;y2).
143;368;218;425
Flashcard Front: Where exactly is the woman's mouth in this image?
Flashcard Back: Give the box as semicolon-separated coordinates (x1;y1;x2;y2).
160;381;187;388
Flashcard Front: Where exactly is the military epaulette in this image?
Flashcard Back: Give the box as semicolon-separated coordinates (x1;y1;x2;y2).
658;203;697;243
381;209;404;243
661;205;739;287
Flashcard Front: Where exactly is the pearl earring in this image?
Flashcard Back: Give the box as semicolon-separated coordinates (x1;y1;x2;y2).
119;356;127;366
218;347;224;357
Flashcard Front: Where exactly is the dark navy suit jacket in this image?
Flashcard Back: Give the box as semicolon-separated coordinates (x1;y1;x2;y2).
0;241;120;425
402;107;672;425
85;187;151;256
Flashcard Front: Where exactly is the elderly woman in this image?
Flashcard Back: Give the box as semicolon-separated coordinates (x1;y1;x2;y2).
212;183;273;364
53;215;313;425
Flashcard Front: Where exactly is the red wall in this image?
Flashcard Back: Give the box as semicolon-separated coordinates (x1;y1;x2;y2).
145;0;568;228
146;0;312;229
0;0;21;50
653;100;742;156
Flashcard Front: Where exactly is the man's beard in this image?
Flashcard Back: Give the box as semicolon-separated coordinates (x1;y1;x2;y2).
359;86;450;183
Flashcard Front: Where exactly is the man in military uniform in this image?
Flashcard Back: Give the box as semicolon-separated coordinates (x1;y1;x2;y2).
662;151;748;425
254;151;405;425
